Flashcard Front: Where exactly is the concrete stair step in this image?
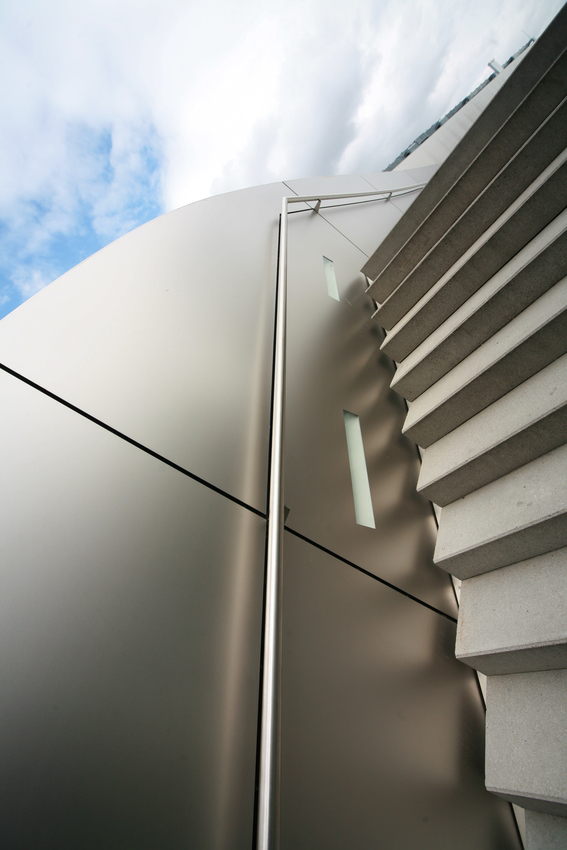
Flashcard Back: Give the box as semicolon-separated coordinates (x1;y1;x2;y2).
417;355;567;506
402;276;567;448
381;208;567;364
525;811;567;850
361;8;567;283
368;88;567;305
433;443;567;579
485;669;567;816
455;548;567;675
373;150;567;330
390;213;567;398
380;203;567;368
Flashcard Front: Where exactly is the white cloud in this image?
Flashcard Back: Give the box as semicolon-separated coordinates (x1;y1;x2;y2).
11;263;61;300
0;0;563;312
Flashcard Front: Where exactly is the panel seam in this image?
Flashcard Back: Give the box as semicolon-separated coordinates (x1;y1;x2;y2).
0;362;266;519
284;525;458;623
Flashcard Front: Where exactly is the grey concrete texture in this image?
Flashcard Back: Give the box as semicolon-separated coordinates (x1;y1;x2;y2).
402;275;567;448
361;10;567;282
485;669;567;816
390;214;567;398
433;443;567;579
375;147;567;334
371;92;567;311
417;354;567;506
456;548;567;675
380;213;562;363
525;810;567;849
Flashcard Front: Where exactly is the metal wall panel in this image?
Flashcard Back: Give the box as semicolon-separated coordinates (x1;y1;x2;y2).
0;371;265;849
284;205;456;616
298;168;431;256
0;182;293;513
392;164;440;185
283;173;381;199
314;190;423;258
0;172;514;846
297;169;437;267
283;174;424;257
363;165;439;186
280;530;522;850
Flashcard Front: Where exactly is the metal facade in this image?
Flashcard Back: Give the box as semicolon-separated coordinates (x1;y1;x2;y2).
0;172;521;847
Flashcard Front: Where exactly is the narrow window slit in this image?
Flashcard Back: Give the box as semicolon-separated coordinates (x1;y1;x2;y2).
323;256;340;301
343;410;375;528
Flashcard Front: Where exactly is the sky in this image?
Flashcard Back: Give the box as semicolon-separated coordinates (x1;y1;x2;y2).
0;0;563;318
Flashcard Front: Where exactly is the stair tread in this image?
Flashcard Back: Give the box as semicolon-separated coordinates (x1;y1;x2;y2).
402;277;567;448
417;354;567;505
485;670;567;815
455;549;567;674
374;150;567;330
390;213;567;399
433;443;567;578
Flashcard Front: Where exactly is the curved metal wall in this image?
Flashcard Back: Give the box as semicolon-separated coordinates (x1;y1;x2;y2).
0;183;282;848
0;174;521;847
0;371;266;848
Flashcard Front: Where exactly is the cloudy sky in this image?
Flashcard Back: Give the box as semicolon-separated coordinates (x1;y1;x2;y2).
0;0;562;318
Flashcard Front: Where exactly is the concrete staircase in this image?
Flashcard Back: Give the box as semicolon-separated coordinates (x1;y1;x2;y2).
363;8;567;848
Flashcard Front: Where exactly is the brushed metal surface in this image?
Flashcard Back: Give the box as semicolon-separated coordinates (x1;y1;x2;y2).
284;205;456;616
287;165;433;256
0;370;265;849
279;530;522;850
0;182;293;514
314;189;422;260
385;164;440;184
363;168;434;189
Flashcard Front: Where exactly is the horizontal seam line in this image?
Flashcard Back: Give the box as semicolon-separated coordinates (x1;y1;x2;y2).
0;362;266;519
284;525;458;623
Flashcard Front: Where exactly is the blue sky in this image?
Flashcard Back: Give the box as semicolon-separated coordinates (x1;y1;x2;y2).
0;0;562;319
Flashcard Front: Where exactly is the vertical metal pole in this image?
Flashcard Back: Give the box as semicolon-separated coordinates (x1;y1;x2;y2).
255;185;423;847
257;196;288;850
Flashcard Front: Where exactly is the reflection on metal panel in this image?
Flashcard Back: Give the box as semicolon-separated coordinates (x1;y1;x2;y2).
0;371;265;849
285;204;457;616
280;531;522;850
0;182;291;513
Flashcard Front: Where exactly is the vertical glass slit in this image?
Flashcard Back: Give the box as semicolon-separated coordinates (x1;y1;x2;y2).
323;256;340;301
343;410;375;528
